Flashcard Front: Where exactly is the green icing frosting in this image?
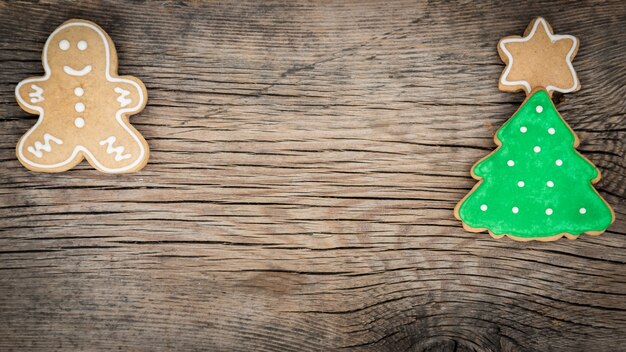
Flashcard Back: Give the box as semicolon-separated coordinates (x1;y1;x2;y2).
458;90;613;238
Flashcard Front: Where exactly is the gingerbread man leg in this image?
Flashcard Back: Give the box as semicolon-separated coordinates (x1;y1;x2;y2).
16;118;82;172
83;120;149;173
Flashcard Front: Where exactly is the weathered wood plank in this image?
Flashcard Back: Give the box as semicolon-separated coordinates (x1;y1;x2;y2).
0;1;624;351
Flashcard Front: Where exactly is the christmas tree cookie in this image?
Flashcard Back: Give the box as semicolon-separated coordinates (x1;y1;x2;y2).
454;17;614;241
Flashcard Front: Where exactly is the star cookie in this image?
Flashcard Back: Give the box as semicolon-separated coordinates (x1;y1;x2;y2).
498;17;580;96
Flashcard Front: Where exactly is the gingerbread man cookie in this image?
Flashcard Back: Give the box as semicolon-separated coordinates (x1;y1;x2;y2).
15;19;149;173
455;18;614;241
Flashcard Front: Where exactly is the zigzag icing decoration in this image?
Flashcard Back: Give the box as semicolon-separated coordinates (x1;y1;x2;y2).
99;136;131;161
27;133;63;158
29;84;44;103
114;87;132;107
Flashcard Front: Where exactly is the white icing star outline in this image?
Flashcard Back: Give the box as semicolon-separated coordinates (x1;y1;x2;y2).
15;21;146;173
499;17;579;94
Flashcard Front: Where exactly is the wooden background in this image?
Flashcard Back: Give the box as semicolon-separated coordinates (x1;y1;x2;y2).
0;1;624;351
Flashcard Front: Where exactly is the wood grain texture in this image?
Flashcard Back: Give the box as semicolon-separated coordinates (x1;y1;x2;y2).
0;1;624;351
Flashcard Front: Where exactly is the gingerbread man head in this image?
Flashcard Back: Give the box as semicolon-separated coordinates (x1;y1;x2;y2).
45;21;111;80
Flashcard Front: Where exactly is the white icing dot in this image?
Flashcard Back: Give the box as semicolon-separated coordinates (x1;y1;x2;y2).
534;146;541;153
74;117;85;128
74;87;84;97
546;181;554;187
59;39;70;50
520;126;527;133
517;181;525;187
546;208;553;216
556;159;563;166
536;105;543;113
77;40;88;51
75;102;85;113
480;204;488;211
507;160;515;167
548;127;555;135
512;207;519;214
579;208;587;214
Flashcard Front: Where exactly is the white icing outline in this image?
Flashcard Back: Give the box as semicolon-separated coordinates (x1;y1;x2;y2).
499;17;579;94
16;21;146;173
63;65;92;76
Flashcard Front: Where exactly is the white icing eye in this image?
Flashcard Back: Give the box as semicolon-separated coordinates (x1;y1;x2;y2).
59;40;70;50
77;40;88;51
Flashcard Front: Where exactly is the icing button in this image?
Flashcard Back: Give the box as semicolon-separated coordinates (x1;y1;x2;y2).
548;127;555;135
480;204;488;211
74;87;84;97
512;207;519;214
556;159;563;166
74;117;85;128
533;146;541;153
579;208;587;214
75;102;85;113
507;160;515;167
520;126;527;133
536;105;543;113
545;208;553;216
546;181;554;187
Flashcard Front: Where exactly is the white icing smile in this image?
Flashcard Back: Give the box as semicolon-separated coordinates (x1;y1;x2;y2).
63;65;92;76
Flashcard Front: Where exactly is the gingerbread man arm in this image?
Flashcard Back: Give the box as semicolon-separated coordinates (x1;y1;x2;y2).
111;76;147;115
15;78;49;114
